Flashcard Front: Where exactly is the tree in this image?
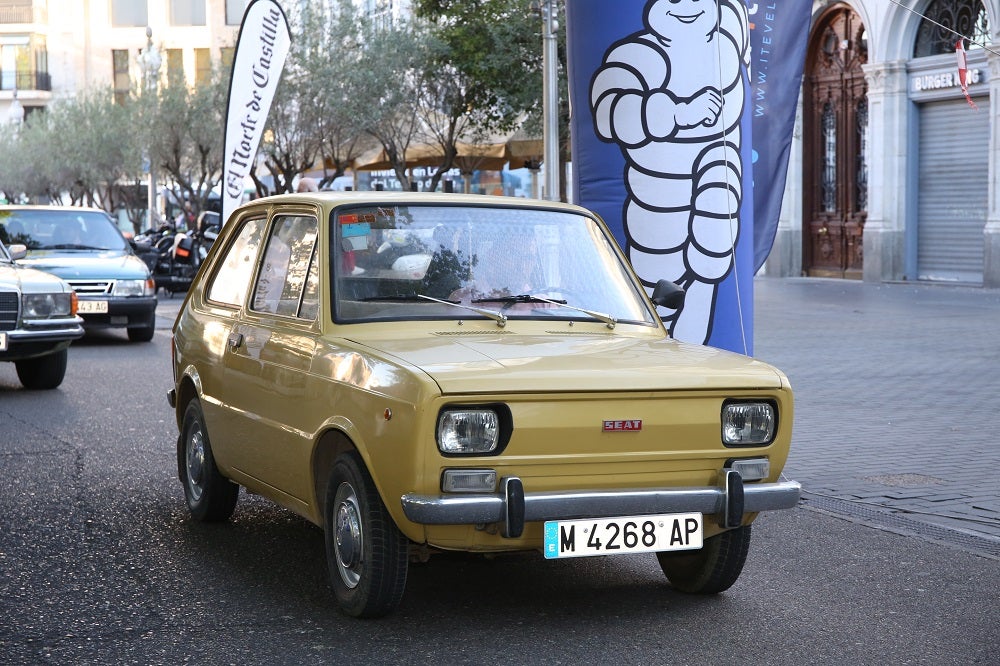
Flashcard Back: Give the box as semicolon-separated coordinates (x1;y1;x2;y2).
353;14;435;192
291;1;372;189
0;89;147;219
145;68;229;223
414;0;544;191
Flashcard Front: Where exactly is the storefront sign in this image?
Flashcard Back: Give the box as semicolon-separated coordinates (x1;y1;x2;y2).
912;69;981;93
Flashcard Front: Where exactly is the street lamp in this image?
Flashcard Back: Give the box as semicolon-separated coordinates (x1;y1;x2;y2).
7;88;24;127
532;0;560;201
137;27;161;229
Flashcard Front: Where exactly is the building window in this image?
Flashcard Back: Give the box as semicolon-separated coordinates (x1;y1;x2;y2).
220;47;235;70
366;0;395;30
821;102;837;213
166;48;184;83
226;0;248;25
0;38;28;91
111;0;148;27
170;0;207;27
913;0;989;57
194;48;210;85
112;48;131;105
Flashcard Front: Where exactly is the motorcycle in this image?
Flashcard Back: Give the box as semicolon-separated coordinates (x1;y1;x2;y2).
134;219;213;297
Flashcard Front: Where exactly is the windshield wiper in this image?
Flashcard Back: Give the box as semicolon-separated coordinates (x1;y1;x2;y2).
49;244;102;250
417;294;507;327
471;294;567;305
528;295;618;329
360;294;437;302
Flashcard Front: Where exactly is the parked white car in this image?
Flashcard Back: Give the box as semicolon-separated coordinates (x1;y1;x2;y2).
0;239;84;389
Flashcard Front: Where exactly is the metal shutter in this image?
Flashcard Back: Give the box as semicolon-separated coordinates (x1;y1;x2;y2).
916;98;989;283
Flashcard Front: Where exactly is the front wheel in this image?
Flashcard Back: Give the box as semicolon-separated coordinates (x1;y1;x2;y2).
656;525;751;594
325;451;408;618
15;348;68;390
128;315;156;342
178;399;238;522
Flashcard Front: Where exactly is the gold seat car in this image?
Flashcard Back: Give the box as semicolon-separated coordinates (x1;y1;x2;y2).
168;192;799;617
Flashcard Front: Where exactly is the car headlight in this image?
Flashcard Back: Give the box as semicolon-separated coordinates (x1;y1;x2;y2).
721;401;776;446
437;408;502;455
114;278;155;297
22;293;74;319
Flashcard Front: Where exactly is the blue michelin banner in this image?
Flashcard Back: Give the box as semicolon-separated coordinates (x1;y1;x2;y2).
746;2;811;271
566;0;809;355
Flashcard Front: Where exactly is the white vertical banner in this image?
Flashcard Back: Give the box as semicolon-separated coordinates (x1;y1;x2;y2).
222;0;291;225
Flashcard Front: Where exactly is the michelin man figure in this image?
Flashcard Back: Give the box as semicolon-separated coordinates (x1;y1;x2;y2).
590;0;750;345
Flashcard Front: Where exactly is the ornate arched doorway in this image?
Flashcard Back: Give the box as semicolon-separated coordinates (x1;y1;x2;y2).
803;5;868;279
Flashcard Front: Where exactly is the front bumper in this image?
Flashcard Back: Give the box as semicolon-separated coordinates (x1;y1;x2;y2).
0;316;84;360
401;472;802;539
78;296;157;329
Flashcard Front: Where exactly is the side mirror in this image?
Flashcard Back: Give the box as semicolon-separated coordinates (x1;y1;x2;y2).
8;243;27;260
650;279;685;310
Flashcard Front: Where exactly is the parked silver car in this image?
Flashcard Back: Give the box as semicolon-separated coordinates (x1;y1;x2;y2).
0;239;84;389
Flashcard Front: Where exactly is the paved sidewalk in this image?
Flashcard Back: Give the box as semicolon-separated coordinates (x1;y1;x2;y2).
753;277;1000;557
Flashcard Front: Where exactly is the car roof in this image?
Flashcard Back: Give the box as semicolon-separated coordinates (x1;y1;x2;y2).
0;205;110;214
236;191;590;214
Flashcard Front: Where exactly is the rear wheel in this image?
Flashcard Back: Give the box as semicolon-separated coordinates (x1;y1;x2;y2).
178;399;238;522
15;349;68;390
325;451;408;618
656;525;751;594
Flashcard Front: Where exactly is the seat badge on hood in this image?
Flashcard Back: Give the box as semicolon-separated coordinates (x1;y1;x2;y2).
603;420;642;432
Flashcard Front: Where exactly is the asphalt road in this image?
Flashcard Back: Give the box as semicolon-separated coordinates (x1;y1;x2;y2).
0;288;997;665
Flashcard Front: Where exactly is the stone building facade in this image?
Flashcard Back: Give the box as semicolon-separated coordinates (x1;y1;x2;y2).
0;0;246;122
763;0;1000;287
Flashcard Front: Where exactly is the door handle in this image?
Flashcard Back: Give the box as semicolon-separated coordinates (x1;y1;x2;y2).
228;331;244;351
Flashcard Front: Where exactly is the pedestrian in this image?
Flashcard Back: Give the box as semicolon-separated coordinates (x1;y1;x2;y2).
175;202;195;232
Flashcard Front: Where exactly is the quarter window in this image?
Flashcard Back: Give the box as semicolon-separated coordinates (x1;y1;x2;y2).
252;215;319;318
207;217;266;307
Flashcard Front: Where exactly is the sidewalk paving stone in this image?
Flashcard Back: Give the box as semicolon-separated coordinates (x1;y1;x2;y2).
753;277;1000;555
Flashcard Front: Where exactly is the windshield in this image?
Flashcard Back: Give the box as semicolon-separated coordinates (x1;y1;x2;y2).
0;208;129;252
332;204;656;326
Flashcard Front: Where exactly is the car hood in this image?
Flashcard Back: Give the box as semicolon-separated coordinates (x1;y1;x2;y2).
0;261;72;294
346;331;786;394
19;250;149;280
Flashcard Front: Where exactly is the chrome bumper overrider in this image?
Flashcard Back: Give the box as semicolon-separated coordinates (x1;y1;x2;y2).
401;473;802;539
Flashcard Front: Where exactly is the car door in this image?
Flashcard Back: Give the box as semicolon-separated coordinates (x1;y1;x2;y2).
224;212;321;504
196;214;268;469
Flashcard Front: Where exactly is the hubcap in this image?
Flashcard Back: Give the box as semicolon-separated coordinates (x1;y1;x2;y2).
186;427;206;502
334;482;363;589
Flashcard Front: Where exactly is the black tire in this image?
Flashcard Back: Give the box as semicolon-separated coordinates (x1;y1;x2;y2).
656;525;751;594
325;451;408;618
128;316;156;342
15;348;68;390
178;399;238;522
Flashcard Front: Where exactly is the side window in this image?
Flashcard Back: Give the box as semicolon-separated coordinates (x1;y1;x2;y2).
207;217;266;307
298;254;320;320
251;215;318;318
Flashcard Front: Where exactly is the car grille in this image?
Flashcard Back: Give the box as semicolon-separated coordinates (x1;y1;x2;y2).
67;279;114;295
0;290;18;331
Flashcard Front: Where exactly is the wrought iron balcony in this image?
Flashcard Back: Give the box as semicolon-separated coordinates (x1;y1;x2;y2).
0;3;46;25
1;69;51;92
